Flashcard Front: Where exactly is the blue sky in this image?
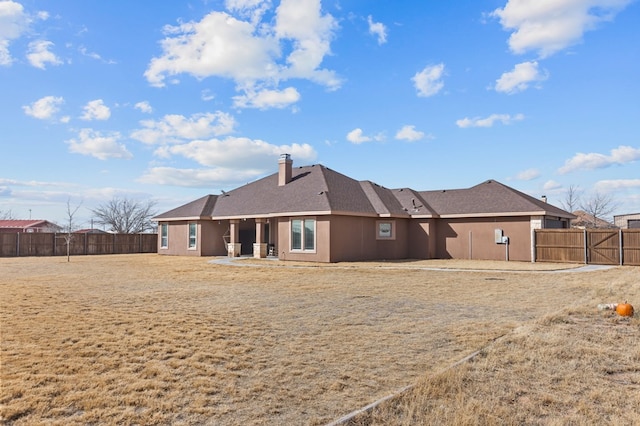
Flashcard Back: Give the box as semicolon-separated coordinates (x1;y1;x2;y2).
1;0;639;228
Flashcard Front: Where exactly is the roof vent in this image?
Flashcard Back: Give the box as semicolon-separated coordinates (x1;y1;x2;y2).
541;195;547;203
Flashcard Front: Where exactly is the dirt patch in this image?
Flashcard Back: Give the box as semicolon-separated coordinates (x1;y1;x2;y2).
0;255;636;425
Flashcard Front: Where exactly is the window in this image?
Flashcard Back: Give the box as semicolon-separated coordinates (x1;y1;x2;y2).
160;223;168;248
188;223;197;249
376;221;395;240
291;218;315;251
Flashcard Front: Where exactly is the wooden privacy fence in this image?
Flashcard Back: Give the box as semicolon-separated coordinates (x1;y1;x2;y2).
534;229;640;266
0;232;157;257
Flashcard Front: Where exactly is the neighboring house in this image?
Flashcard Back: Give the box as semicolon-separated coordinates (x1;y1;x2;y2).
153;155;574;262
571;210;617;229
0;220;63;233
75;228;109;234
614;213;640;229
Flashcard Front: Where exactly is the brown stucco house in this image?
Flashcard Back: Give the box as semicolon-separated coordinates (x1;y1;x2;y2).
153;154;574;262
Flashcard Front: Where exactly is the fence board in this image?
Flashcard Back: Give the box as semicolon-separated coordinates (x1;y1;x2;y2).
587;230;619;265
0;232;157;257
535;229;584;263
535;229;640;266
622;230;640;266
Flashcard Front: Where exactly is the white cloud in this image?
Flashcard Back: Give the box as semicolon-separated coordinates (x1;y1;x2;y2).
22;95;64;120
491;0;633;58
594;179;640;191
456;113;524;128
515;168;540;181
367;15;387;45
346;128;370;144
224;0;271;23
138;166;264;187
558;145;640;174
232;86;300;109
543;180;562;191
134;101;153;114
144;0;340;108
495;61;547;94
412;63;445;97
164;136;317;169
274;0;339;85
79;46;115;64
201;89;215;101
66;129;133;160
395;125;426;142
81;99;111;121
131;112;236;145
0;0;29;66
26;40;62;69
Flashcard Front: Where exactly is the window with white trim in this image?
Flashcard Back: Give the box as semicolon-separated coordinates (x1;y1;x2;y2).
188;223;197;249
291;218;315;251
160;223;168;248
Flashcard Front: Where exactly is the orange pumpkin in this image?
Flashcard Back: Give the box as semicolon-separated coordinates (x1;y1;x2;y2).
615;302;634;317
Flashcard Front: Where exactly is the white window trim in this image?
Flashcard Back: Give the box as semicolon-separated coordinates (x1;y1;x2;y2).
290;217;317;253
376;220;396;240
188;222;197;250
160;223;169;249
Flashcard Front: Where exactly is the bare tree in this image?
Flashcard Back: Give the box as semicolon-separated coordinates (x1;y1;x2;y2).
561;184;582;213
0;209;13;219
91;197;157;233
62;198;82;262
580;192;618;228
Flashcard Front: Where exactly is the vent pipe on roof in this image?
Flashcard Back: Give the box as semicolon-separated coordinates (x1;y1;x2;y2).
541;195;547;203
278;153;292;186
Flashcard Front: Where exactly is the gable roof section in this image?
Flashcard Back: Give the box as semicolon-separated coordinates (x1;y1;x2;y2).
420;180;575;219
210;165;383;219
359;181;411;217
153;195;218;220
0;220;62;230
391;187;438;218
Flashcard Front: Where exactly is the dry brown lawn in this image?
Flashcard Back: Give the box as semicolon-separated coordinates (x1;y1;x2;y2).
1;254;638;425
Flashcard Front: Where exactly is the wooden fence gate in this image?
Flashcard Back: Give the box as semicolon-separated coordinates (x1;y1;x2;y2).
534;229;640;266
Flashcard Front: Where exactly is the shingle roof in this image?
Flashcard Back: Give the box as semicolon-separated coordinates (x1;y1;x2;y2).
0;220;62;229
210;165;381;218
420;179;574;218
154;166;575;221
153;195;218;220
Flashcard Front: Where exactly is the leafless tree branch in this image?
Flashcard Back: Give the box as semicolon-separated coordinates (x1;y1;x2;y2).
91;197;157;233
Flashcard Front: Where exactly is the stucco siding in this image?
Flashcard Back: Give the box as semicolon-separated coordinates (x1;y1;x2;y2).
200;221;228;256
328;216;410;262
158;220;228;256
158;221;200;256
408;219;435;260
435;217;533;261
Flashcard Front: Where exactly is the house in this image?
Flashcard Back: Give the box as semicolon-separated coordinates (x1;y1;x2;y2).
571;210;618;229
614;213;640;229
153;155;574;262
0;220;63;233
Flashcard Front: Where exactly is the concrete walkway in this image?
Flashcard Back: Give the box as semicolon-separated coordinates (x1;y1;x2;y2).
209;256;616;273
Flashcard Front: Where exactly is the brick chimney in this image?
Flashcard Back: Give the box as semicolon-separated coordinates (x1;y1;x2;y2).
278;154;292;186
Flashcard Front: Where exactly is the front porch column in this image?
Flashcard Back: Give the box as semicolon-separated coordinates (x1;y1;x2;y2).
227;219;241;257
253;218;267;258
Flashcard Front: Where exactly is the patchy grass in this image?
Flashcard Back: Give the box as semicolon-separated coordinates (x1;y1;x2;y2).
0;255;637;425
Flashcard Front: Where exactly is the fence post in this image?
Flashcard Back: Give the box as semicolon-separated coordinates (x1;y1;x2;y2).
583;229;588;264
531;228;536;263
16;233;19;257
619;229;623;266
